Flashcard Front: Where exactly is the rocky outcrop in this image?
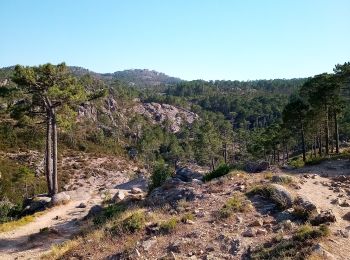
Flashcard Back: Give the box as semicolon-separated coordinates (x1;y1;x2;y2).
269;184;294;209
311;210;336;225
174;167;203;182
134;102;198;133
147;178;201;207
22;195;51;215
51;192;71;206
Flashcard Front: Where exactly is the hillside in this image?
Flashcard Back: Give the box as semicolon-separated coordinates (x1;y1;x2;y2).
0;61;349;260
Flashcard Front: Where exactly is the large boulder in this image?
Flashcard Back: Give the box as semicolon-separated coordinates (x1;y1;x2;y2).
174;167;203;182
269;184;294;209
293;196;318;218
244;161;269;173
147;178;200;207
311;210;336;225
112;190;126;203
23;195;51;215
51;192;71;206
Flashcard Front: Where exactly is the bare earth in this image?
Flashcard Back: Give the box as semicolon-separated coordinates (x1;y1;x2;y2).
1;157;350;260
0;154;146;260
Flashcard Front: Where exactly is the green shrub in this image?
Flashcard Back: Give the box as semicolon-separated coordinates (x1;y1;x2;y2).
218;194;247;218
149;162;172;192
0;199;14;223
181;213;195;223
246;184;291;209
203;164;231;182
289;157;305;168
93;204;126;225
160;217;178;233
122;211;146;232
251;224;330;259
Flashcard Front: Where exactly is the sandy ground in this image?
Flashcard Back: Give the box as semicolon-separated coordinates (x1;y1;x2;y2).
0;155;145;260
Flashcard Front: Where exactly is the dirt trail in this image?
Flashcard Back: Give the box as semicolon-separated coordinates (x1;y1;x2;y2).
284;160;350;260
0;155;146;260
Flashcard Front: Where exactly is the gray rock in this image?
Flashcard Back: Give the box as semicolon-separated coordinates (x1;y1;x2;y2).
294;196;318;217
130;187;143;194
242;228;256;237
85;205;103;219
174;167;203;182
147;178;199;206
113;190;125;203
142;238;157;251
311;210;336;225
269;184;294;209
51;192;70;206
23;195;51;215
77;202;87;208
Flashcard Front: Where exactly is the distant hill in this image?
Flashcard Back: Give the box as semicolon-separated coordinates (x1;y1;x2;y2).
102;69;182;87
0;66;182;88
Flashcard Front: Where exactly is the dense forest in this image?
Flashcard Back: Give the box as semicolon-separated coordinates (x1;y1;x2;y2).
0;62;349;214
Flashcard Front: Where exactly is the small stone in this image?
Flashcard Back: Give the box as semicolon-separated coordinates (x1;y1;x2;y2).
340;201;350;207
131;187;143;194
77;202;87;208
113;190;125;203
250;218;263;227
256;228;268;236
242;228;256;237
186;220;195;225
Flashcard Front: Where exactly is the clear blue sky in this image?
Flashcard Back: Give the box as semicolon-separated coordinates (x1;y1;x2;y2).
0;0;349;80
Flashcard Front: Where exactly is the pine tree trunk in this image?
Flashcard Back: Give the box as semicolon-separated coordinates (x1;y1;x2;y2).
325;105;330;155
334;110;340;154
45;112;53;195
301;123;306;162
52;110;58;194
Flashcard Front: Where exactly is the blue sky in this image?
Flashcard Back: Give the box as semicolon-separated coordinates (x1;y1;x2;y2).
0;0;349;80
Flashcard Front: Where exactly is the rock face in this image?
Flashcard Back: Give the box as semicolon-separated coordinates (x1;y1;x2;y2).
311;210;336;225
51;192;71;206
147;178;200;206
85;205;103;219
134;102;198;133
294;196;318;217
113;190;126;203
23;195;51;215
244;161;269;173
269;184;294;209
174;167;203;182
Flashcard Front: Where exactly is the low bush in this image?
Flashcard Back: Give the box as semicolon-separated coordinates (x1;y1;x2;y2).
203;164;231;182
93;204;126;225
122;211;146;233
148;162;172;192
160;217;178;233
250;224;330;259
181;213;195;223
219;194;247;218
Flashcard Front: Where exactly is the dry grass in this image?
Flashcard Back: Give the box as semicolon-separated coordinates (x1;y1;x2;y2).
0;211;46;233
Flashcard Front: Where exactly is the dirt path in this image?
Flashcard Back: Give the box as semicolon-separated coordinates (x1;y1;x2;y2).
295;175;350;260
0;189;96;260
0;154;146;260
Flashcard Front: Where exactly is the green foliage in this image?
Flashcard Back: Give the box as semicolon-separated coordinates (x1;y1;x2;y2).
247;184;290;209
289;157;305;168
122;211;146;233
0;198;14;223
203;164;231;182
219;194;247;218
181;213;195;223
149;162;172;191
93;204;126;226
251;224;330;259
160;217;178;233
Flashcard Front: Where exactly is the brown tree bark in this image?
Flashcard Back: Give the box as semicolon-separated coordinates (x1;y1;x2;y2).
45;111;53;195
334;110;340;154
51;109;58;194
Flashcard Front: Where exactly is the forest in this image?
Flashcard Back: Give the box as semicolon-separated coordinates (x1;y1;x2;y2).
0;61;349;215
